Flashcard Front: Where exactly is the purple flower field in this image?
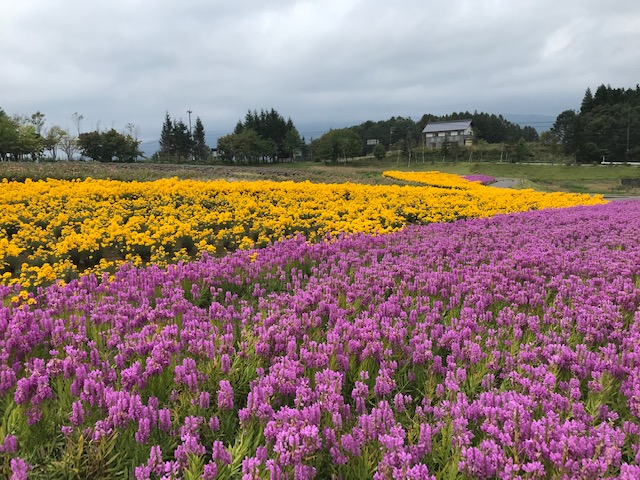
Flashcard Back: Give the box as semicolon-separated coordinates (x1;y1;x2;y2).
461;175;497;185
2;201;640;479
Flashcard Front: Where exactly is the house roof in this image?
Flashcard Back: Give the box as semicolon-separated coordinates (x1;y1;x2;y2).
422;119;472;133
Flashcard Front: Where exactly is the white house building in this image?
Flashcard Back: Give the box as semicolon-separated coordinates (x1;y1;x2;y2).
422;120;474;149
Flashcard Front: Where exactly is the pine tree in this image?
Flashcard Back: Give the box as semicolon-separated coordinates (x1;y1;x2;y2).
159;112;174;158
192;117;209;162
231;108;302;162
172;120;192;161
580;88;594;114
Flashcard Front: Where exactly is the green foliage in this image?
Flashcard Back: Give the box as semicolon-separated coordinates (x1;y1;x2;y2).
192;117;210;162
552;84;640;163
158;112;175;158
513;138;533;163
172;120;193;162
372;142;386;161
157;112;211;163
218;129;277;164
59;133;79;161
43;126;67;161
349;112;538;156
229;108;303;163
425;111;537;144
16;124;43;160
311;128;362;162
78;129;142;163
0;110;45;161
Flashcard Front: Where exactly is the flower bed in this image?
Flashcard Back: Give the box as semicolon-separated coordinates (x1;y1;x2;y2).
0;176;603;288
1;201;639;478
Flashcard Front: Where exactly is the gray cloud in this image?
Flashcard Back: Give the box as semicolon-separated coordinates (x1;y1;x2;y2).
1;0;638;143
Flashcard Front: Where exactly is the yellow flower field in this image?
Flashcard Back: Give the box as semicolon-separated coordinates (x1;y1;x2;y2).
0;174;605;288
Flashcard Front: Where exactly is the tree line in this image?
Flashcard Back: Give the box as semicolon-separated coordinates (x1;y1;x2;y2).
551;84;640;163
3;83;637;165
153;113;210;163
216;109;304;164
0;109;142;162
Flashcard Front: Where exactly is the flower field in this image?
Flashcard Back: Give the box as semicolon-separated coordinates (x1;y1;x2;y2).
1;168;640;478
0;174;603;289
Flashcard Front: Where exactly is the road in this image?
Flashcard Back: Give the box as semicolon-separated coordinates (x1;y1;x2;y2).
490;178;639;202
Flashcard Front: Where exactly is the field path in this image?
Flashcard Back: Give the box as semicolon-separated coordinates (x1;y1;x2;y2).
489;178;521;189
490;178;639;201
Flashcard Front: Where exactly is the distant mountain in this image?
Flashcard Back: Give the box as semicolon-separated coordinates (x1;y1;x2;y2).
138;139;159;158
504;114;556;133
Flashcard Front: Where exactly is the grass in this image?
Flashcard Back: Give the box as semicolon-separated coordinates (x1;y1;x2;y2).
1;156;640;194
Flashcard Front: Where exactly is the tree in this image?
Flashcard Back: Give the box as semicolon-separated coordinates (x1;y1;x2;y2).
156;113;195;162
580;87;594;114
30;111;46;136
0;109;19;161
513;138;533;163
158;112;174;158
521;126;539;142
60;132;79;161
372;142;386;161
191;117;210;162
217;129;276;164
78;129;142;162
233;108;302;161
16;123;43;160
447;141;462;162
283;126;304;160
71;112;84;136
43;126;66;160
551;109;580;156
125;123;141;142
312;128;362;162
172;120;192;161
551;85;640;163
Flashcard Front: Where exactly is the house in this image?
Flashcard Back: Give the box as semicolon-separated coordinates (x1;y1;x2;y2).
422;119;474;149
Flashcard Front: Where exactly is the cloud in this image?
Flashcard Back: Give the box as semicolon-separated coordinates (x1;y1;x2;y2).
1;0;638;142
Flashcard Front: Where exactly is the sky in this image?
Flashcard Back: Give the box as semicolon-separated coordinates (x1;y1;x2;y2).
2;0;639;150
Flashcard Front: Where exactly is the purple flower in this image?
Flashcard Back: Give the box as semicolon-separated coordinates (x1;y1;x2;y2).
0;434;17;453
10;457;31;480
203;461;218;479
70;400;84;426
217;380;234;410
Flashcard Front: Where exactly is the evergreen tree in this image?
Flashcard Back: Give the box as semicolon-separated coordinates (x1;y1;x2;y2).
192;117;210;162
553;84;640;163
172;120;192;161
580;87;594;114
159;112;174;157
231;108;303;162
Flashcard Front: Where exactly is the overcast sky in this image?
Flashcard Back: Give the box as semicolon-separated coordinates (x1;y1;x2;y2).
2;0;639;146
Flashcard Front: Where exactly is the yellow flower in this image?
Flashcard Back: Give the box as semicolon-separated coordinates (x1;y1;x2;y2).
0;174;605;288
